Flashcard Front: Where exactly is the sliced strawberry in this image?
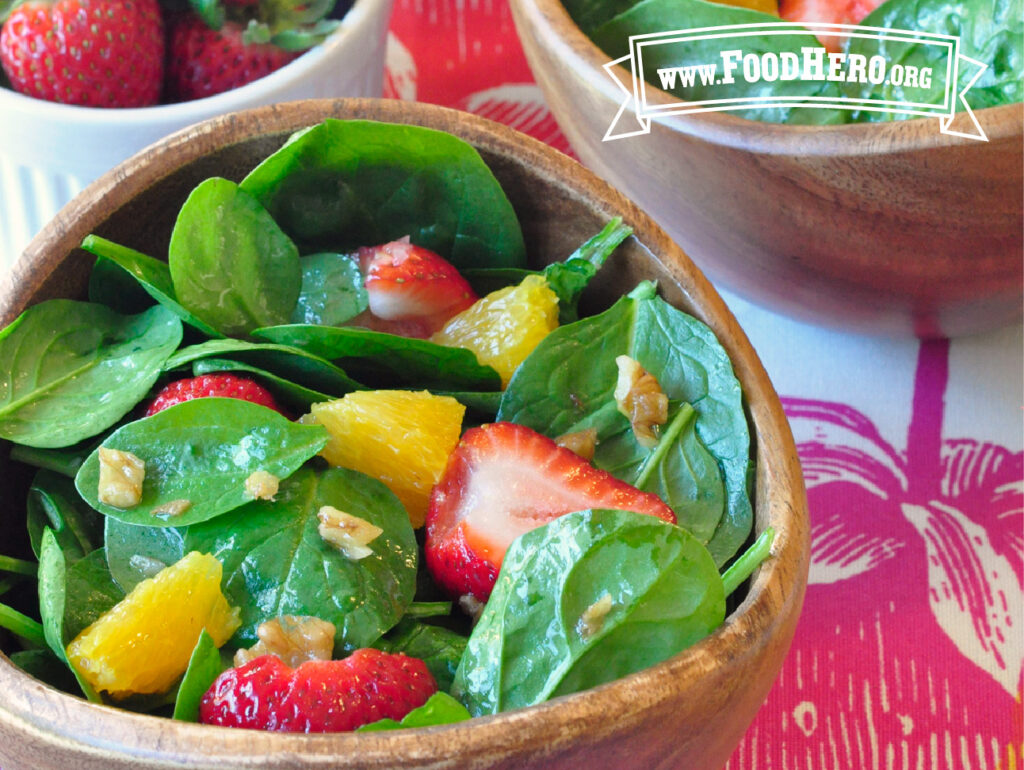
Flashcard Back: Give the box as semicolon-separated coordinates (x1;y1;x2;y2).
355;238;478;339
425;422;677;602
779;0;884;52
145;374;285;417
199;650;437;732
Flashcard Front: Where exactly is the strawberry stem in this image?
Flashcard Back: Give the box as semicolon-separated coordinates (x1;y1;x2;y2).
721;527;774;597
634;402;696;490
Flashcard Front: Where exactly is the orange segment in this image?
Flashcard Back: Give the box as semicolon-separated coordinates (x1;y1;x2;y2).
431;274;558;387
308;390;466;528
66;551;240;698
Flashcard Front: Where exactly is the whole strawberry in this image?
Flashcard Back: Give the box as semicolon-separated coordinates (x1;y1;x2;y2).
145;374;285;416
0;0;164;107
200;650;438;732
165;14;297;102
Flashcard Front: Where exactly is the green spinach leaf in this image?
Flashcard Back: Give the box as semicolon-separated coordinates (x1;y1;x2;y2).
375;619;468;691
453;509;724;716
82;236;222;337
192;358;333;412
172;629;224;722
239;119;526;269
0;301;183;448
105;467;417;651
166;338;364;396
357;692;472;731
26;470;103;561
168;177;301;337
75;398;328;527
291;252;368;326
252;324;501;391
498;283;752;566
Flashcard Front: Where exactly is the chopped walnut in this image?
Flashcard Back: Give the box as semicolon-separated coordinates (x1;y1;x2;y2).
613;355;668;449
151;499;191;518
317;505;383;560
459;594;486;625
555;427;599;461
576;593;614;641
244;470;279;501
234;615;337;668
97;448;145;509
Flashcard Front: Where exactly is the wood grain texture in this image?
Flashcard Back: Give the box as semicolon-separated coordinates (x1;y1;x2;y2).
509;0;1024;338
0;99;809;770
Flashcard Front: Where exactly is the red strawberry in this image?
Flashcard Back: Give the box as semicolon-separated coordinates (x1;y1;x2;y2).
199;650;438;732
354;238;478;339
145;374;285;416
779;0;884;52
425;422;677;601
165;14;298;102
0;0;164;107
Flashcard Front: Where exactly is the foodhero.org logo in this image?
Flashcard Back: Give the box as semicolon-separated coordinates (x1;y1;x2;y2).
603;23;989;141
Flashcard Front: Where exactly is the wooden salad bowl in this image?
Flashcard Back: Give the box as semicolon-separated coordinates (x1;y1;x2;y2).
0;98;808;769
510;0;1024;338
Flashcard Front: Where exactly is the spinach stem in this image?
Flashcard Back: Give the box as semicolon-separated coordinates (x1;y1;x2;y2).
0;578;15;597
721;527;775;597
0;602;46;647
403;601;453;620
9;444;86;477
634;403;696;490
0;556;37;578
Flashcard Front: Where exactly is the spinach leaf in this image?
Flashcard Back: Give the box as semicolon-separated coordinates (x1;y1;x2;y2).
9;648;81;694
104;518;185;592
192;358;333;412
375;619;468;691
452;509;724;716
239;119;527;269
433;390;502;421
168;177;301;337
588;0;848;125
75;398;328;527
87;255;153;315
252;325;501;391
291;252;367;326
498;282;752;567
357;692;472;731
105;467;418;651
37;530;122;702
166;338;364;396
10;436;102;478
0;301;183;449
26;470;103;561
82;236;222;338
172;629;224;722
847;0;1023;117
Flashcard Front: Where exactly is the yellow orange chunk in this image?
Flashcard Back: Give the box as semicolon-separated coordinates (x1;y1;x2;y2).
308;390;466;528
66;551;240;698
430;274;558;387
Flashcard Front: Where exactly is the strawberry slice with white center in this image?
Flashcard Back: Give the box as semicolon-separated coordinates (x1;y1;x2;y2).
425;422;677;602
779;0;884;52
355;238;478;339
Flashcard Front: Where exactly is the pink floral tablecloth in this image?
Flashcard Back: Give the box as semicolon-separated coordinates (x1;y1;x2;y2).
385;3;1024;768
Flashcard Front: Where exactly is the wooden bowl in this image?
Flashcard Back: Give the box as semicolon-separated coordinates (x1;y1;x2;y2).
510;0;1024;338
0;98;808;770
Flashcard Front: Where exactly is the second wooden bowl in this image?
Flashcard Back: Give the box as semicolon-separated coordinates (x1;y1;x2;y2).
510;0;1024;338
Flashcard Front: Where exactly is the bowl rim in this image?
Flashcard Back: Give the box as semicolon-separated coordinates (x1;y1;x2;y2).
0;98;809;766
0;0;392;125
512;0;1024;156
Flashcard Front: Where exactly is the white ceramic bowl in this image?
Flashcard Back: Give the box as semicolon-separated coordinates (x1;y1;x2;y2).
0;0;393;269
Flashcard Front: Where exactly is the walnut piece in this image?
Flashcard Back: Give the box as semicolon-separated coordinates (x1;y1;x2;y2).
576;593;614;641
317;505;383;560
555;427;599;461
234;615;337;668
97;448;145;509
244;470;279;501
613;355;668;449
151;499;191;518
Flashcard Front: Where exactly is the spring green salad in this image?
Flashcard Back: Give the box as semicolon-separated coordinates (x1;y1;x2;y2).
0;119;771;732
567;0;1022;124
